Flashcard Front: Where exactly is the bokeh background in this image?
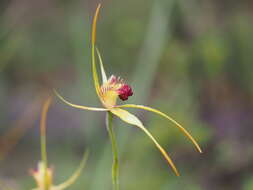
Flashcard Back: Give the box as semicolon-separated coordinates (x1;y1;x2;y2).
1;0;253;189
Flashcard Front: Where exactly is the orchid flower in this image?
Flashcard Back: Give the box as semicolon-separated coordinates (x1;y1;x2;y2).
54;3;202;188
31;97;89;190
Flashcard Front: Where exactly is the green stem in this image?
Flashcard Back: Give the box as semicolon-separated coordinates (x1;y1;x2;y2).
41;132;47;171
40;98;52;190
106;112;119;190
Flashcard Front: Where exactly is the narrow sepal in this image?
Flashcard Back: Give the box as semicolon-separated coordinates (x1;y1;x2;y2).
116;104;202;153
54;89;108;111
96;47;107;83
91;4;102;99
109;108;180;176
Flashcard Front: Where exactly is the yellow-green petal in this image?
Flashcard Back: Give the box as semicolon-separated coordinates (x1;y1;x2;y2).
91;4;102;99
54;90;108;111
116;104;202;153
109;108;180;176
96;47;107;83
54;151;89;190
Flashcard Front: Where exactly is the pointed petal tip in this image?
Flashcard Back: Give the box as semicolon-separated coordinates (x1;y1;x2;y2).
166;160;180;177
92;3;102;45
195;144;203;153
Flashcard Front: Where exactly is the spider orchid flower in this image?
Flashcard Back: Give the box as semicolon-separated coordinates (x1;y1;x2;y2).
31;98;89;190
54;4;202;177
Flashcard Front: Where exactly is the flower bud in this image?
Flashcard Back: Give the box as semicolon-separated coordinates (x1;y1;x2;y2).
31;161;53;189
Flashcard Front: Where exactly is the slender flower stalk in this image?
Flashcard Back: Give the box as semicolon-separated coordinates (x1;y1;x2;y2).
31;97;89;190
106;112;119;190
54;3;202;188
40;98;51;190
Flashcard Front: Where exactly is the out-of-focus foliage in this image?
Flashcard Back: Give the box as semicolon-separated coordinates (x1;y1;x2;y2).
0;0;253;190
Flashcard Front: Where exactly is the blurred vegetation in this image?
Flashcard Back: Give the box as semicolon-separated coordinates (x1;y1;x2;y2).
0;0;253;189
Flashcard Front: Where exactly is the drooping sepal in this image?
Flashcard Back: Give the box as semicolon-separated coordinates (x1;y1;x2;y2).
109;108;180;176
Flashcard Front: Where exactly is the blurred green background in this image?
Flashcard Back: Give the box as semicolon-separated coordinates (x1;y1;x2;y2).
1;0;253;189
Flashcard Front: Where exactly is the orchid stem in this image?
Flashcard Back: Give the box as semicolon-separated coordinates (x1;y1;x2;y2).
106;111;119;190
40;97;52;190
